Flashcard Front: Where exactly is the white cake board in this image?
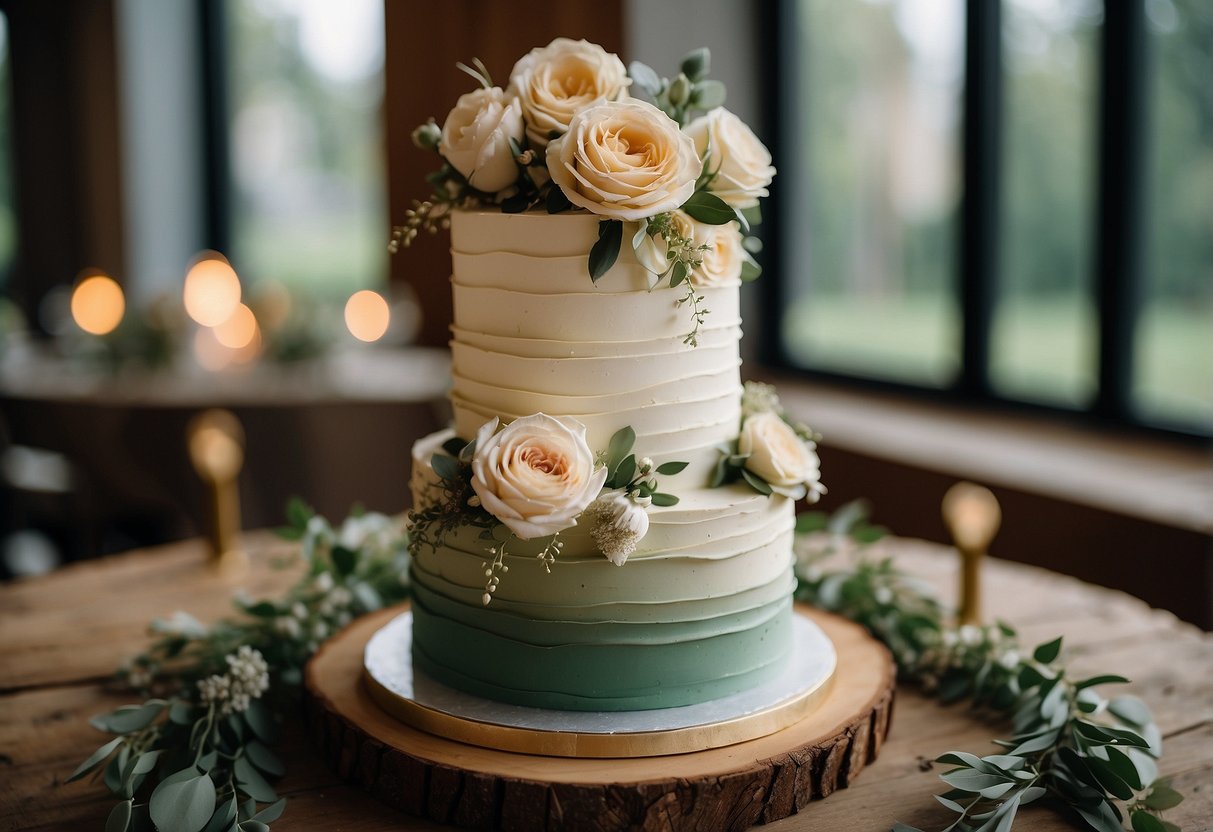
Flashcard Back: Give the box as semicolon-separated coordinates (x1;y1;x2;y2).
362;610;837;757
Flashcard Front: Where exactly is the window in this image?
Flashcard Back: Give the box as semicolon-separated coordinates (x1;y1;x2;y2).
769;0;1212;437
219;0;386;298
0;10;13;290
1135;0;1213;428
781;0;964;388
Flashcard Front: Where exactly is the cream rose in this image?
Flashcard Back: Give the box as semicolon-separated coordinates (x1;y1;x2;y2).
739;411;822;498
470;414;607;540
633;211;744;286
686;108;776;208
439;87;524;194
547;100;700;221
508;38;629;148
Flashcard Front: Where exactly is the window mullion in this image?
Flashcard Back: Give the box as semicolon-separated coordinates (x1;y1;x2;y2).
1093;0;1148;421
958;0;1002;399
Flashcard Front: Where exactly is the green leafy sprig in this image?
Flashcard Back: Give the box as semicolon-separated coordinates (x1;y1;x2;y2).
599;425;685;507
69;503;410;832
628;47;725;128
795;505;1185;832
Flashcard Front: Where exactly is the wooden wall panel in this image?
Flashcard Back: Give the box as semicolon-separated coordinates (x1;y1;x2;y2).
383;1;625;347
1;0;125;325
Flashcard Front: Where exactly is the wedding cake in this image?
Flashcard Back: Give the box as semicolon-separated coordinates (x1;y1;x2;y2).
395;39;824;711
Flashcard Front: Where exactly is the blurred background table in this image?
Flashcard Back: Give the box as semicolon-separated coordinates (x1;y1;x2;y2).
0;347;450;573
1;533;1209;831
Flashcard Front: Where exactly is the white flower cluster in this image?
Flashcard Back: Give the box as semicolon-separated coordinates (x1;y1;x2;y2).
197;645;270;715
272;573;356;650
584;490;651;567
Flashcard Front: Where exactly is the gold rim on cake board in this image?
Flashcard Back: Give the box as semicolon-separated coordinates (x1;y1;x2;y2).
361;610;839;758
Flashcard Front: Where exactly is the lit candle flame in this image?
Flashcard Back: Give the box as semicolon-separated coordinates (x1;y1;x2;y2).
184;252;241;327
344;290;390;342
70;271;125;336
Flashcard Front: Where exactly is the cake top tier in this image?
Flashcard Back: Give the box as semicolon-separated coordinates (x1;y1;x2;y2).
392;39;774;311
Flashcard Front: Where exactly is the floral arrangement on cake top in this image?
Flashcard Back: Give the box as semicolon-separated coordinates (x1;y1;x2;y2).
391;38;773;346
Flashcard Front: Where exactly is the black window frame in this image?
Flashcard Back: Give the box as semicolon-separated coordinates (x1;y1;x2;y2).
759;0;1209;443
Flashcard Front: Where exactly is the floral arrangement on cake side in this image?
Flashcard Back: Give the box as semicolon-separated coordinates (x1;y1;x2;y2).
410;417;689;603
390;38;773;346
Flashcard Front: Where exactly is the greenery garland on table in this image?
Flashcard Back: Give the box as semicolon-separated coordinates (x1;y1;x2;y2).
69;501;1184;832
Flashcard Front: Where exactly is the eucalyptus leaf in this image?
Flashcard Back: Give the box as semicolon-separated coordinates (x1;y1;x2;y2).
740;469;772;495
681;190;735;225
331;545;357;577
545;185;572;214
169;700;195;725
106;799;133;832
1144;782;1184;810
679;47;710;82
655;461;688;476
430;453;461;483
739;252;762;282
103;701;168;735
933;794;965;813
250;798;287;823
234;756;278;803
939;768;1010;793
691;79;726;110
627;61;662;97
201;797;238;832
589;220;623;282
1085;754;1136;800
650;493;680;507
1074;674;1130;690
132;749;163;776
285;497;313;530
1074;799;1127;832
606;426;636;473
1019;786;1048;804
104;753;126;794
1109;695;1152;727
1103;745;1143;790
935;751;982;769
1131;811;1169;832
243;700;279;744
1009;729;1058;756
149;771;217;832
67;736;123;783
1033;636;1063;664
615;455;636;486
244;741;285;777
981;754;1028;772
242;601;278;618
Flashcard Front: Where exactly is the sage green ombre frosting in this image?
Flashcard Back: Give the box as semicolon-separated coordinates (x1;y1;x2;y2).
410;429;798;710
405;210;802;711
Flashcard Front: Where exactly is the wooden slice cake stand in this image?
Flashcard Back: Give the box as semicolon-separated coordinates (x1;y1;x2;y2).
303;604;896;832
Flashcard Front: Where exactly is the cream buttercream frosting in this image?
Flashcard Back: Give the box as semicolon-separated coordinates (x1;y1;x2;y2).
407;209;798;711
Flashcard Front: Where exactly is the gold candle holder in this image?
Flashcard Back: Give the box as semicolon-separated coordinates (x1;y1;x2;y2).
187;409;248;578
941;482;1002;626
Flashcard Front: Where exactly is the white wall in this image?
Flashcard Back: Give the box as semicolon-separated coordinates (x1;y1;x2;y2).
624;0;762;128
115;0;207;299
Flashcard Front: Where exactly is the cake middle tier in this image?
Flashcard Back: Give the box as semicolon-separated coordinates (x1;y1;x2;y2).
449;209;744;486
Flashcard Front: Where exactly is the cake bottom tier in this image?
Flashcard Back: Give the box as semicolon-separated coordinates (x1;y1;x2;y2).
411;578;794;711
407;481;800;711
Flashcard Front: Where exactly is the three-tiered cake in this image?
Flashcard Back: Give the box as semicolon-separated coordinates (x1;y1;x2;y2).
396;38;824;713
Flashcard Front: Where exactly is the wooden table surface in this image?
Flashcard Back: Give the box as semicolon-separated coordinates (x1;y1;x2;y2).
2;534;1210;831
